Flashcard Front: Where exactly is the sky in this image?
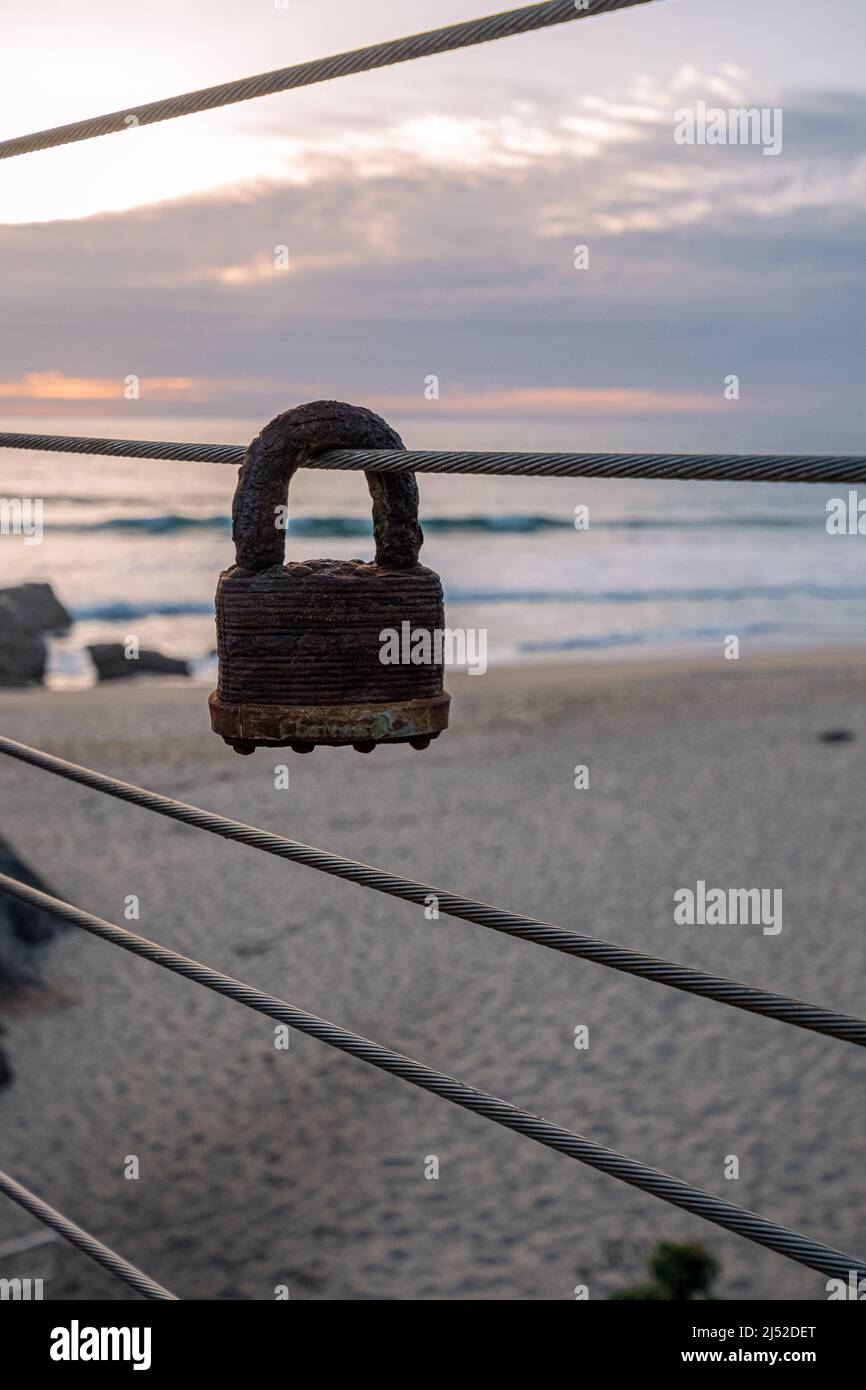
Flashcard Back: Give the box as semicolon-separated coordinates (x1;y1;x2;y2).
1;0;865;452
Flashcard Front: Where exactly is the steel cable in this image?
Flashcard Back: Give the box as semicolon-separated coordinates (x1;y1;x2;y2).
1;736;863;1047
0;871;861;1284
0;0;658;162
2;430;866;484
317;448;866;485
0;431;245;466
0;1167;178;1300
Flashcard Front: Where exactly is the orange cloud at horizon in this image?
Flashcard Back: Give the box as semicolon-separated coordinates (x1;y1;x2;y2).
372;386;730;417
0;371;207;402
0;375;735;421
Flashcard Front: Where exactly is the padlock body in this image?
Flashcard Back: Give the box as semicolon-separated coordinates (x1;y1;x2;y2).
210;558;449;748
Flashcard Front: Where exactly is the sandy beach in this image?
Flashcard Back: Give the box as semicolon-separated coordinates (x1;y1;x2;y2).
0;650;864;1301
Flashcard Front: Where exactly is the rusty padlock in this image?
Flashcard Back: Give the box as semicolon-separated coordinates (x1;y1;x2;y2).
209;401;450;754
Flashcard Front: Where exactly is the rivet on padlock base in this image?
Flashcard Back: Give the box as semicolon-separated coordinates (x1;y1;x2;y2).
209;401;450;754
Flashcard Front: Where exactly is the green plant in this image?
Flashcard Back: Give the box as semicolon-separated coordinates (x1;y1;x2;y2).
609;1241;720;1300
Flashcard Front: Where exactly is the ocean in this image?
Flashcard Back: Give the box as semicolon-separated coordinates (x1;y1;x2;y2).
2;413;865;686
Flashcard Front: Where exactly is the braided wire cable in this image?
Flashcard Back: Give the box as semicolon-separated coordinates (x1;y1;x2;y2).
0;0;657;162
316;448;866;485
2;430;866;484
1;736;863;1047
0;872;862;1284
0;431;244;466
0;1167;178;1300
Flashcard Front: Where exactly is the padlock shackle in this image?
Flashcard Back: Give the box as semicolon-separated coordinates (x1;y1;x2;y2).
232;401;422;572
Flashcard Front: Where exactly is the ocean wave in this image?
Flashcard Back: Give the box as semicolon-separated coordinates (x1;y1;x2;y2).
71;581;866;624
520;621;787;653
449;582;866;605
59;513;564;536
52;511;817;536
73;600;215;621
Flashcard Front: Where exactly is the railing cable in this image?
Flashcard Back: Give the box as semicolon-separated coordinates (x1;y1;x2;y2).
1;736;863;1047
0;431;244;466
0;871;861;1284
2;430;865;485
0;1166;178;1300
0;0;657;163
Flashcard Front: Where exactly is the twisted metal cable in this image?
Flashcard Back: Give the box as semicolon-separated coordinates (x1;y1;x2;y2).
0;1167;178;1300
1;737;863;1048
2;430;866;484
0;0;657;162
0;873;862;1284
0;431;244;466
317;448;866;485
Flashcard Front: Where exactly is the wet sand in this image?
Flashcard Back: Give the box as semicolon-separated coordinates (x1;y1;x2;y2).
0;650;864;1300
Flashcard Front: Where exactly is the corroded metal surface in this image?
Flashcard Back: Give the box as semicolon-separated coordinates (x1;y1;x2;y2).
215;559;444;706
209;690;450;753
232;401;421;573
214;402;448;753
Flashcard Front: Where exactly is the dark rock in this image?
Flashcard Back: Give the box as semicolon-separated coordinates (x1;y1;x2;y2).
0;836;65;1091
0;1024;10;1089
0;583;71;688
88;644;190;681
818;729;855;744
0;582;71;635
0;836;64;987
0;606;46;687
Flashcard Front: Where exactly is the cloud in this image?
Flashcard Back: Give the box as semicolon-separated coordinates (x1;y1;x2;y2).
0;375;728;422
0;371;206;405
372;387;727;416
1;66;865;440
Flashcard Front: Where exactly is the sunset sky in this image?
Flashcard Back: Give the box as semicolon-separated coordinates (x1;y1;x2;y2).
1;0;864;449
